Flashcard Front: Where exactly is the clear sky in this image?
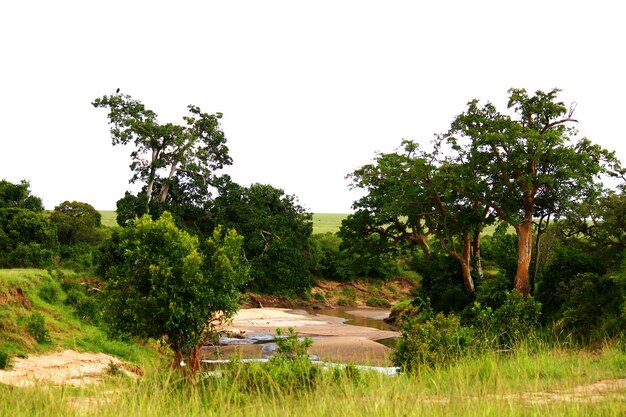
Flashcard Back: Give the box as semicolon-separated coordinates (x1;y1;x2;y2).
2;1;624;213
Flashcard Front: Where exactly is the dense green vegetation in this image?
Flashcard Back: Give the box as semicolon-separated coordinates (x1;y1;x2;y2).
2;87;626;414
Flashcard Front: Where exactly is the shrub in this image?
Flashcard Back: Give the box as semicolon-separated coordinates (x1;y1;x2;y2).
555;272;625;341
411;251;472;313
393;312;473;371
0;350;10;370
464;291;541;350
26;312;51;344
274;327;313;358
313;291;327;303
366;297;390;307
227;328;318;395
64;288;85;307
38;282;59;304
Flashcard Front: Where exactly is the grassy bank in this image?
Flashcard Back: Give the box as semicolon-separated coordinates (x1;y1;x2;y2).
1;344;625;416
0;269;156;363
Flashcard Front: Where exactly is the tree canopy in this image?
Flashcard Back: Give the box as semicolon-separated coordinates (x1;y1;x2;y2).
342;88;618;296
93;93;231;220
102;212;249;370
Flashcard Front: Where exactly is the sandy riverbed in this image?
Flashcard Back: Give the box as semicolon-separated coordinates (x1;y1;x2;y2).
209;307;399;365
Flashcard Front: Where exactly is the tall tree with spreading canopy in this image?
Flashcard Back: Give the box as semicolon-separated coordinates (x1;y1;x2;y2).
342;140;491;293
92;93;231;220
448;88;616;295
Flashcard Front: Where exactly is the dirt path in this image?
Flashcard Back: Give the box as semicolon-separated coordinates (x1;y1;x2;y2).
0;350;137;387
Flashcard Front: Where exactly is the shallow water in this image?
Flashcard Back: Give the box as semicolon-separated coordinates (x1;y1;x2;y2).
303;307;393;331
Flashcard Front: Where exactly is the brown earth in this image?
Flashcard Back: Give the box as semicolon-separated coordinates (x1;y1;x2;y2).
0;350;139;387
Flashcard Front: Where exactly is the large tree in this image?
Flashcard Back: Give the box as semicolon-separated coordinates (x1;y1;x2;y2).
210;180;315;294
49;201;102;245
92;93;231;219
448;88;616;295
342;140;491;293
102;212;249;371
0;179;44;211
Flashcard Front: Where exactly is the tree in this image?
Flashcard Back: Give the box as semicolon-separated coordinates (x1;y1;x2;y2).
102;212;249;371
341;140;491;293
210;181;315;294
92;93;231;219
447;88;616;295
0;180;55;267
0;179;44;211
49;201;102;245
0;208;57;268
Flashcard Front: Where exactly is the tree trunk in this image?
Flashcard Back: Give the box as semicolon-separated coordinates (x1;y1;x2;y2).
159;162;179;204
452;231;475;294
530;214;550;295
471;226;483;280
145;148;161;213
514;215;533;296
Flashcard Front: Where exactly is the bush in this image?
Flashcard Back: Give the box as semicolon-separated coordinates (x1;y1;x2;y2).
64;288;85;307
536;243;608;322
555;272;625;341
393;312;473;371
38;282;60;304
26;312;51;344
313;291;327;303
227;328;318;395
366;297;390;307
411;251;472;313
464;291;541;350
0;350;10;370
274;327;313;358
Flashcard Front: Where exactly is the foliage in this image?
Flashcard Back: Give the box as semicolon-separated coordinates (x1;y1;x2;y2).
480;223;518;280
393;312;473;371
447;88;616;294
536;242;609;322
49;200;103;245
474;273;514;310
0;350;9;370
38;281;59;304
274;327;313;358
0;179;43;211
464;291;542;350
25;312;51;344
555;272;626;341
0;208;57;268
411;251;472;313
310;232;352;280
93;93;232;219
210;181;315;294
102;212;249;367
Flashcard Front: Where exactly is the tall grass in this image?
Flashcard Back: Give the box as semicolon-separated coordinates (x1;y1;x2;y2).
2;344;624;416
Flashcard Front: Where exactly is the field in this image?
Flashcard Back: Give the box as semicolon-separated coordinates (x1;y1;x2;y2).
99;211;348;234
1;345;625;416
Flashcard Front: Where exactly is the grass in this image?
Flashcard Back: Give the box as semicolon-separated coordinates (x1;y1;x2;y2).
311;213;348;234
1;344;624;416
0;269;156;363
99;211;117;228
99;211;349;234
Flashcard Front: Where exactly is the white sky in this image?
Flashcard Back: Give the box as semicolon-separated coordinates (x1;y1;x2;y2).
1;1;625;213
